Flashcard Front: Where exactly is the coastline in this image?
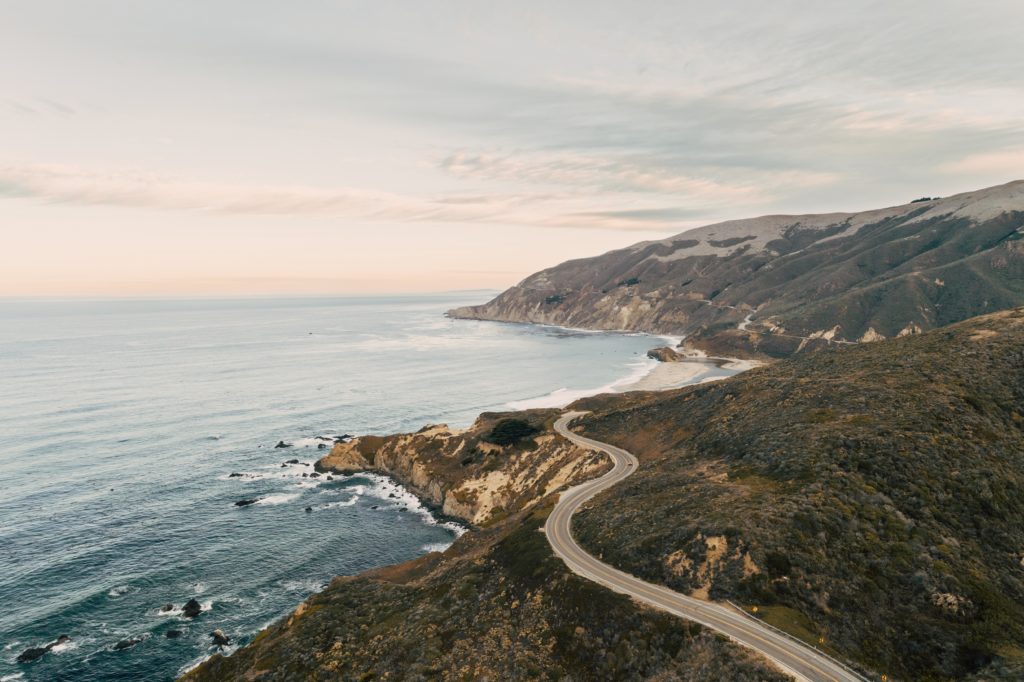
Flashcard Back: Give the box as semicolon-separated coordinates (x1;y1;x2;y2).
616;359;718;391
182;324;763;679
181;326;772;681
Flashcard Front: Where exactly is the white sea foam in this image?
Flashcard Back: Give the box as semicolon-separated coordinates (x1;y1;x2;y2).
506;356;658;410
179;654;213;676
49;638;80;654
279;579;326;593
2;673;26;681
255;494;299;506
421;542;452;553
361;474;466;537
290;436;337;448
107;585;134;597
221;460;321;482
321;495;358;509
506;328;686;410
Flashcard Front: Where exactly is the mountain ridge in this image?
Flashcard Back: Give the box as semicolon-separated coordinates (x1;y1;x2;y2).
450;180;1024;358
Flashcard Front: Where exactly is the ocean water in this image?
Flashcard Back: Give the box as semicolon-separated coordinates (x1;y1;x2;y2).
0;293;676;681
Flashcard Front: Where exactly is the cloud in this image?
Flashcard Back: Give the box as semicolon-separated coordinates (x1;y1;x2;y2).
939;149;1024;177
440;152;770;200
0;161;701;232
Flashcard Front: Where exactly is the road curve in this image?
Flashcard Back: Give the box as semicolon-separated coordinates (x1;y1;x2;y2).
547;411;866;682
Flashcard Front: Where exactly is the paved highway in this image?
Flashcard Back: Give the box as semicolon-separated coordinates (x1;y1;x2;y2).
546;411;868;682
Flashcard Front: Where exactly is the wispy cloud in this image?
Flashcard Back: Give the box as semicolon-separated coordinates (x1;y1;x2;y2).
939;149;1024;177
0;161;708;231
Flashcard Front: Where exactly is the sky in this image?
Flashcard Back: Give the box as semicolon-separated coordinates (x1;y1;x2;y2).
2;1;1022;296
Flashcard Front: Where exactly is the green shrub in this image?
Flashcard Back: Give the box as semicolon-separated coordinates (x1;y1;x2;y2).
484;418;541;445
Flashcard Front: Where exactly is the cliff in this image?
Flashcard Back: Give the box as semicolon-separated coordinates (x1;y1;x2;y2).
450;180;1024;359
186;309;1024;681
183;504;786;682
314;410;608;525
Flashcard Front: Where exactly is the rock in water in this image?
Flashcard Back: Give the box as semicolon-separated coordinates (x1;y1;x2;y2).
113;637;143;651
160;603;175;612
210;629;230;646
165;629;183;639
234;498;259;507
16;646;49;663
17;635;70;663
646;346;684;362
285;458;299;464
275;441;292;449
305;506;313;513
182;598;203;618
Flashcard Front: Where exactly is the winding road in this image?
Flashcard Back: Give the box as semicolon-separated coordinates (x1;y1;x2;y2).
546;411;868;682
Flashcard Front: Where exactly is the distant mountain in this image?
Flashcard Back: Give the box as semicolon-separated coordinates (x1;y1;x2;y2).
450;180;1024;357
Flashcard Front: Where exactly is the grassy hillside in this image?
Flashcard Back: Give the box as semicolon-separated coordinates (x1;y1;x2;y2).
450;181;1024;358
183;504;784;681
187;308;1024;681
572;308;1024;680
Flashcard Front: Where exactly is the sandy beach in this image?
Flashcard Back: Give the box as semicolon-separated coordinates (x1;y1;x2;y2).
618;356;766;393
618;360;718;392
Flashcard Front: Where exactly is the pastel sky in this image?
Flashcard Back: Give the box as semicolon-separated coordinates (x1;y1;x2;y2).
2;1;1023;296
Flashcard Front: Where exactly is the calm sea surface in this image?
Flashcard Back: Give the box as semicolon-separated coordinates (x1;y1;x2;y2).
0;293;672;681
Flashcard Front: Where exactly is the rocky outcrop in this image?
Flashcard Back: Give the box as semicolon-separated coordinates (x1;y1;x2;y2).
17;635;70;663
646;346;686;362
315;410;609;525
182;598;203;618
113;636;144;651
450;180;1024;358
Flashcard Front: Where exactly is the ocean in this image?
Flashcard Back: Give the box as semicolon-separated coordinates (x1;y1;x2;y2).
0;293;687;681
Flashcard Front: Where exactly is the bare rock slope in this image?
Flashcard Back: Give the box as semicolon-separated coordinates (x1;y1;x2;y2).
450;180;1024;358
315;409;608;525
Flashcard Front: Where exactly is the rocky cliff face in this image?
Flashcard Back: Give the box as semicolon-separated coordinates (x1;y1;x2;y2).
315;410;608;525
450;180;1024;358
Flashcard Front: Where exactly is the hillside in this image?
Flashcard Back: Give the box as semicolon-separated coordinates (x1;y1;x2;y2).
186;308;1024;681
571;308;1024;679
450;181;1024;358
184;436;784;681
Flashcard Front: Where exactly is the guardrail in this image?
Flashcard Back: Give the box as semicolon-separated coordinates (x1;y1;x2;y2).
724;600;875;682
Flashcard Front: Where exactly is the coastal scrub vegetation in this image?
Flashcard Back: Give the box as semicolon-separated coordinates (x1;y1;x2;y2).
572;308;1024;680
184;505;785;681
483;418;541;446
188;308;1024;681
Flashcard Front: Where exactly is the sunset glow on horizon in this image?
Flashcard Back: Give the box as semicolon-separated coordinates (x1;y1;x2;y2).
3;1;1023;296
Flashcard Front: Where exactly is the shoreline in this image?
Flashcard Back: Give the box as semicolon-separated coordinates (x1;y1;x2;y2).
616;359;718;392
185;323;761;678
